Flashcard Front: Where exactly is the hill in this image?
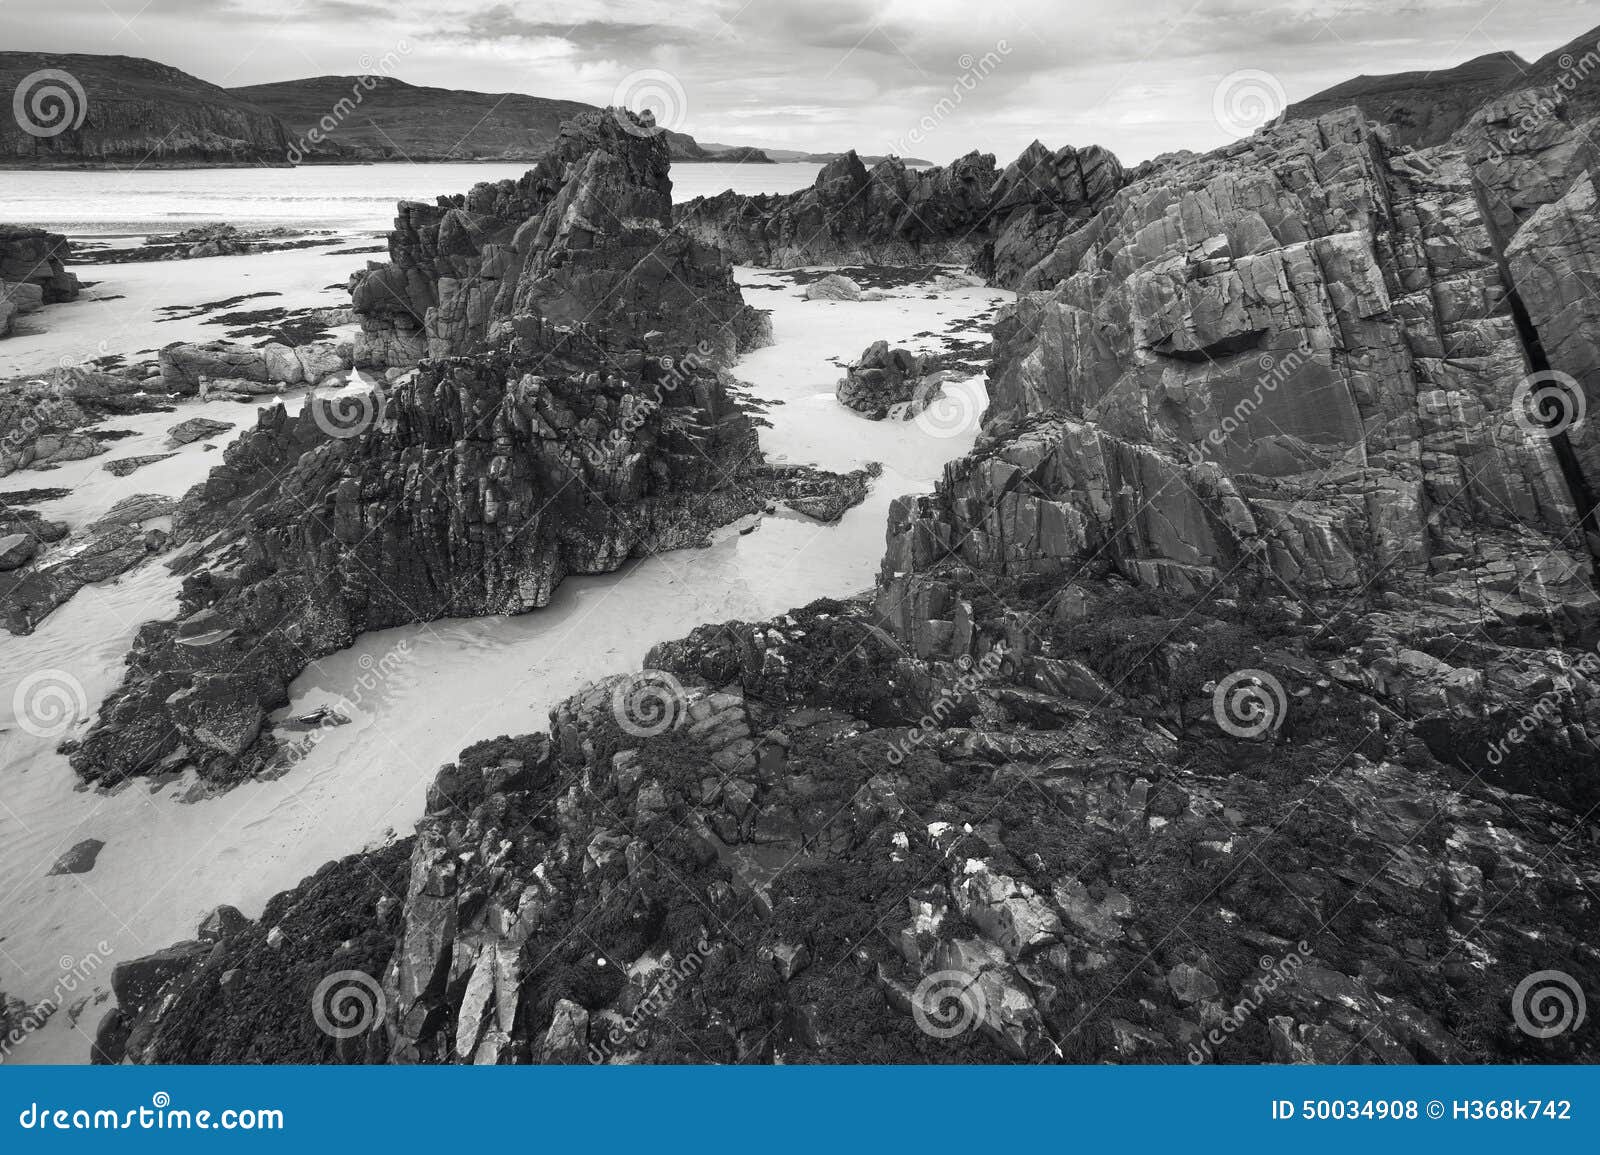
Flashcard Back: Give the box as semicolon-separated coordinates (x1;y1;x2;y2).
0;51;290;166
1284;50;1530;147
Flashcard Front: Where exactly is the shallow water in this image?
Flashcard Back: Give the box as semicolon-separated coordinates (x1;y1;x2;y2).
0;161;823;237
0;265;1010;1062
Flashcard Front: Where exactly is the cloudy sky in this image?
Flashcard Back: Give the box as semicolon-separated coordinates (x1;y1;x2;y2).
5;0;1594;163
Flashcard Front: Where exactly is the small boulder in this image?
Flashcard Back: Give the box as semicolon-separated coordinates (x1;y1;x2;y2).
538;998;590;1063
0;532;37;570
167;417;234;445
47;838;105;876
804;273;862;302
103;454;177;477
197;904;250;943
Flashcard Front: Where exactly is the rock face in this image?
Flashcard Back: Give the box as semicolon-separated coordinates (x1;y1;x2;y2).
675;144;1123;288
0;53;291;166
911;103;1599;619
0;226;81;336
69;113;863;788
90;88;1600;1066
981;141;1127;288
349;109;771;369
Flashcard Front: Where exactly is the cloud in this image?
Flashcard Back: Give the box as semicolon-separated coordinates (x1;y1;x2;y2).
443;6;701;54
6;0;1594;162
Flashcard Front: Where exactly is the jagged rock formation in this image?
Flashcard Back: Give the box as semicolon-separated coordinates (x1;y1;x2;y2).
350;109;771;369
101;580;1600;1064
950;102;1599;616
0;53;291;166
92;85;1600;1065
675;144;1123;287
836;340;939;419
68;112;863;788
675;150;1002;269
981;141;1126;287
0;225;80;336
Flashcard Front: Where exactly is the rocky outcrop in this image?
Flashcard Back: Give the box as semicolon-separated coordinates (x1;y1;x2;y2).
896;105;1599;626
78;224;333;264
1;493;173;636
69;113;862;788
156;338;353;396
676;144;1123;288
0;366;158;477
836;340;939;419
675;150;1002;270
981;141;1125;288
0;225;80;335
103;582;1600;1063
350;109;771;369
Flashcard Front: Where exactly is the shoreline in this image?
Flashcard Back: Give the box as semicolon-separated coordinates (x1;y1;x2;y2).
0;156;791;172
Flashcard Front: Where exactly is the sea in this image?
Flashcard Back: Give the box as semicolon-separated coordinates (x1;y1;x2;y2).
0;161;824;239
